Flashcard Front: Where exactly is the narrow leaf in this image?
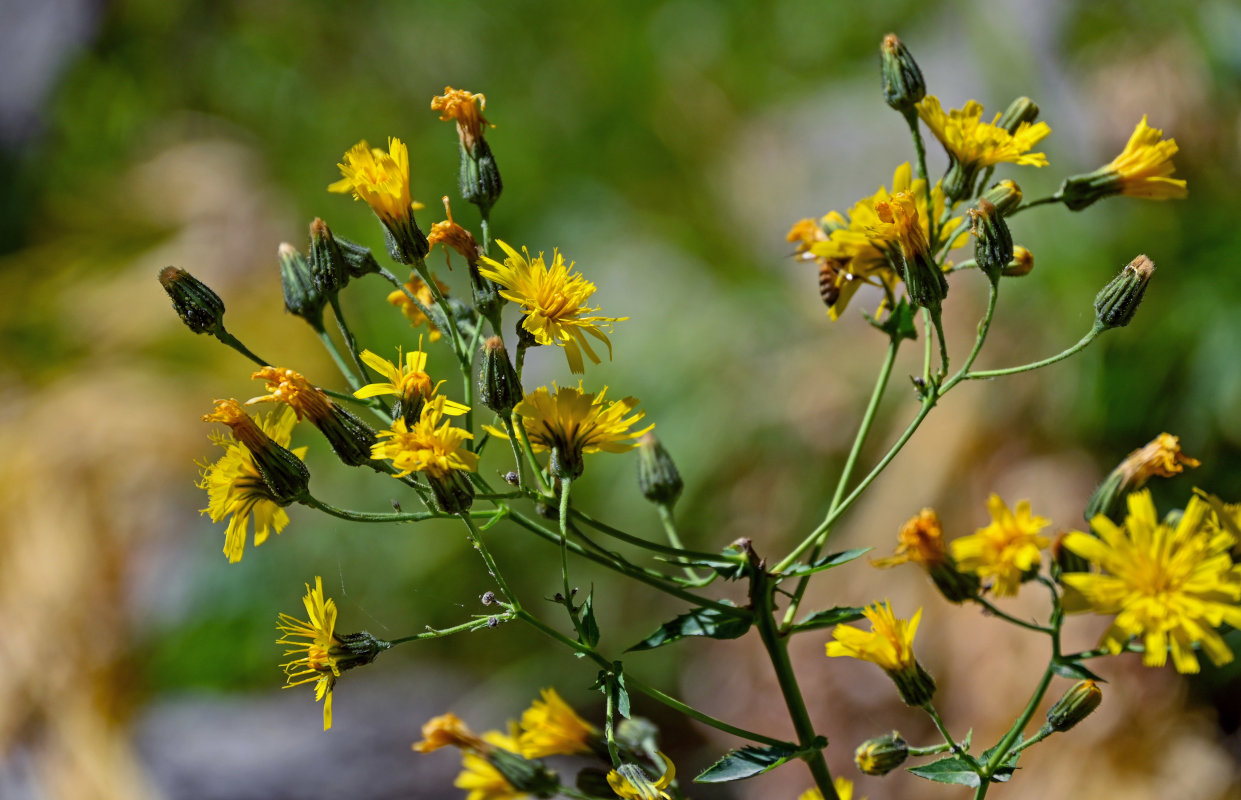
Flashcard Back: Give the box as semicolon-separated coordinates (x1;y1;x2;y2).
626;606;752;652
580;591;600;648
780;548;871;577
695;744;800;783
907;756;982;788
1051;659;1104;682
789;606;865;633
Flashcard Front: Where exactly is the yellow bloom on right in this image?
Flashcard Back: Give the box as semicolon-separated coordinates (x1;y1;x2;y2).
1062;490;1241;674
1059;116;1188;210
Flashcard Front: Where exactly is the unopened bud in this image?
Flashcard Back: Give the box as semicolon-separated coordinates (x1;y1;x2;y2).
997;96;1040;134
460;136;504;212
159;266;226;335
332;630;392;672
880;33;926;114
1094;255;1154;329
854;732;909;776
203;400;310;504
479;337;523;416
308;218;349;296
279;243;326;328
427;470;476;514
318;404;380;468
902;249;948;312
969;199;1014;283
488;748;559;797
337;235;382;279
1046;680;1102;732
1002;246;1035;277
636;434;683;507
981;179;1023;216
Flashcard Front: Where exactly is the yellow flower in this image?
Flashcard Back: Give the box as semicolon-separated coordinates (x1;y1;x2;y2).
1062;490;1241;673
371;395;479;479
327;137;423;226
478;240;626;374
870;192;931;260
388;273;449;341
431;87;492;153
487;383;653;478
455;731;527;800
951;495;1051;597
413;712;488;753
1061;116;1187;209
874;509;948;569
198;403;306;564
353;342;469;419
607;753;675;800
806;163;964;320
827;600;920;673
276;577;342;731
517;688;597;758
917;95;1050;170
799;777;864;800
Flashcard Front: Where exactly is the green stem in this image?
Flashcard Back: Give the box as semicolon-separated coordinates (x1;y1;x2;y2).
1008;195;1059;216
388;614;507;644
752;571;837;799
301;494;446;522
972;596;1054;635
572;508;723;563
316;328;364;392
922;703;972;763
515;341;528;384
984;663;1055;775
781;334;901;627
412;257;469;361
558;476;584;637
328;295;372;384
214;328;270;367
657;504;704;582
461;319;487;450
1012;724;1053;755
931;308;950;378
908;741;954;757
500;417;533;492
905;110;936;245
921;307;933;386
510;413;552;494
967;323;1103;379
459;512;520;605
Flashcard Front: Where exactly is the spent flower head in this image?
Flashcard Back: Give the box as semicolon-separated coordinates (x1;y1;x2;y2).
431;87;492;153
951;494;1051;597
478;240;626;374
1062;490;1241;673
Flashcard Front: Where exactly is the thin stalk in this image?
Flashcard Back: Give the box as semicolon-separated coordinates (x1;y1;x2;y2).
922;703;972;763
316;328;364;392
905;110;936;245
558;476;584;638
501;416;530;489
328;295;372;384
510;413;552;494
1008;195;1059;216
782;335;901;627
388;614;506;644
572;508;724;562
908;741;955;757
215;329;270;367
412;256;469;362
301;494;444;523
604;670;621;767
459;512;520;604
931;308;950;378
967;323;1102;379
972;596;1054;635
657;504;704;582
983;663;1055;776
460;318;487;450
921;307;933;386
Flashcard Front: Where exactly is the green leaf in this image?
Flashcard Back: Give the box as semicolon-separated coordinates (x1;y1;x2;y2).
615;665;630;718
676;543;751;581
978;737;1021;782
779;548;871;577
907;756;982;788
626;606;752;652
694;744;801;783
580;591;600;648
864;297;918;341
788;606;865;633
1051;659;1104;682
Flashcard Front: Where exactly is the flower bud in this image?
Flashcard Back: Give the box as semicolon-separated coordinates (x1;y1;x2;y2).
997;96;1040;133
159;266;226;336
479;337;523;416
460;136;504;212
1046;680;1102;732
332;630;392;672
383;215;431;265
636;434;684;507
1002;246;1035;277
203;399;310;504
1094;255;1154;329
854;732;909;776
427;470;476;514
902;249;948;312
308;218;349;296
318;404;381;469
880;33;926;114
981;179;1023;216
336;234;382;278
969;199;1014;284
279;243;326;328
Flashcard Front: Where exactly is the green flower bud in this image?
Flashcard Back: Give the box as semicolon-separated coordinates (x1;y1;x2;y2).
279;243;326;328
1046;680;1102;732
308;218;349;296
880;33;926;114
969;199;1014;284
479;337;523;416
981;179;1023;216
159;266;226;336
460;136;503;212
901;248;948;313
427;469;476;514
928;562;981;604
336;234;382;279
487;748;560;797
636;434;684;507
205;400;310;505
382;215;430;265
997;96;1040;133
315;403;380;469
331;630;392;672
1094;255;1154;329
854;731;909;776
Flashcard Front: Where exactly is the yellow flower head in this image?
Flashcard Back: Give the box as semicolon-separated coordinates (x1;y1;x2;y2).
353;341;469;419
1121;432;1200;486
607;753;675;800
489;383;653;478
799;777;864;800
517;687;597;758
917;96;1051;170
328;137;418;227
478;240;626;374
826;600;921;674
1102;116;1187;200
455;730;527;800
428;196;481;267
1062;490;1241;673
276;577;342;730
388;273;450;341
806;163;964;320
786;217;829;255
413;711;488;753
871;192;931;261
198;402;306;563
247;367;334;423
951;495;1051;597
874;509;948;569
432;87;492;152
371;395;479;479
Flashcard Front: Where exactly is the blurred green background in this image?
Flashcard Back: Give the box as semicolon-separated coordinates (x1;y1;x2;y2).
2;1;1240;798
